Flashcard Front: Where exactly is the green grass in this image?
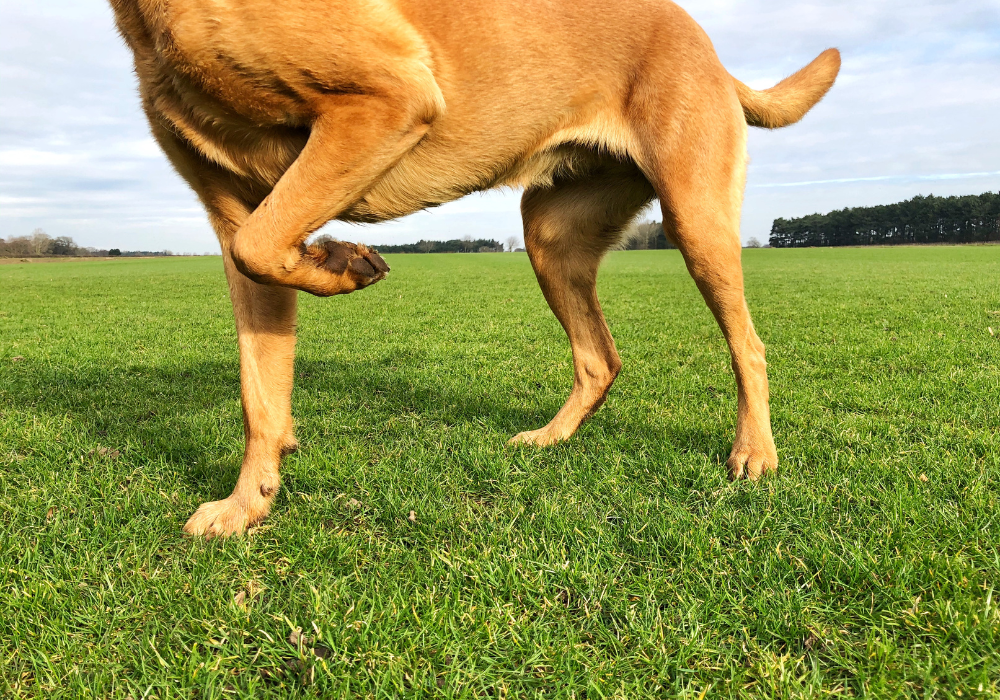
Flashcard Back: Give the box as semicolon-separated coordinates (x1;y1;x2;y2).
1;246;999;698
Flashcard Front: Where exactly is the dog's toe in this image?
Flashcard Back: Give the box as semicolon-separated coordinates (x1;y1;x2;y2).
364;249;390;274
727;446;777;481
350;245;388;285
321;240;354;274
349;255;376;277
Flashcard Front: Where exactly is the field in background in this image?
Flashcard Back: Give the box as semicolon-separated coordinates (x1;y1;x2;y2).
1;248;998;698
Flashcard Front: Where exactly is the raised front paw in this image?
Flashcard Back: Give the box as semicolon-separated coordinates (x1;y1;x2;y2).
304;240;389;296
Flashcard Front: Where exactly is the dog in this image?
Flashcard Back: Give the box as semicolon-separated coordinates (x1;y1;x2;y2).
108;0;839;537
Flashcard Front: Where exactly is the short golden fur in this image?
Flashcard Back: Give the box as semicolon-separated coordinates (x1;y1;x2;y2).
109;0;840;537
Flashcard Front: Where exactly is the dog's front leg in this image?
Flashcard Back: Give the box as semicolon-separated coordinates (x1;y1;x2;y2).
142;121;300;538
183;243;299;538
229;88;440;297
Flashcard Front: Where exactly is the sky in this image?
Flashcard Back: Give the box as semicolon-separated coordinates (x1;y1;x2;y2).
1;1;998;253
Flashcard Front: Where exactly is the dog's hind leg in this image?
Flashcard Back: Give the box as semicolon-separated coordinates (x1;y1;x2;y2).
510;164;654;446
635;74;778;480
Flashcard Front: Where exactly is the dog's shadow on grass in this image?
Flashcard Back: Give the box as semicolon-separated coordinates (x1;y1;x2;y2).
2;357;731;491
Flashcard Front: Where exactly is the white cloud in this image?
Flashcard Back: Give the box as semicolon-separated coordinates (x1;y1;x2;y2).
1;0;997;250
0;149;84;167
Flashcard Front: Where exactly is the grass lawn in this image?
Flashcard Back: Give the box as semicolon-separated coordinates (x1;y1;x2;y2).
1;246;999;698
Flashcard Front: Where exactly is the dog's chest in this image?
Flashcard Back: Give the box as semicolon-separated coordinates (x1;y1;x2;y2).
124;13;311;186
153;65;309;183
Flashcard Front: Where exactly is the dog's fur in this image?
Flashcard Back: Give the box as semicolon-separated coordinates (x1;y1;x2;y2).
109;0;840;537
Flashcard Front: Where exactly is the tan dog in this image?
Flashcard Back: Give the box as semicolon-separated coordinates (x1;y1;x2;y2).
109;0;839;537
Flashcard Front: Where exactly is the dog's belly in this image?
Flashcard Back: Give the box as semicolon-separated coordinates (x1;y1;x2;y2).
341;140;612;223
152;81;607;223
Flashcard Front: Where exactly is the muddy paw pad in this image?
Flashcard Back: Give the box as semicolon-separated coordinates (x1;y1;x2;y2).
350;256;376;276
361;246;390;274
320;240;356;274
317;240;389;286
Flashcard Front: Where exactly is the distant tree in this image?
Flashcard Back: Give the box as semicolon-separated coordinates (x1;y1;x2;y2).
460;234;475;252
745;237;761;248
620;220;676;250
30;229;51;256
417;240;436;253
48;236;79;255
505;236;520;252
109;248;122;256
0;236;33;257
0;230;63;257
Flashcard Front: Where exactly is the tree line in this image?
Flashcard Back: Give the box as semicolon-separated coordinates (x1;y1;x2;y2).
312;233;512;254
0;229;178;257
769;191;1000;248
367;238;505;254
1;230;515;258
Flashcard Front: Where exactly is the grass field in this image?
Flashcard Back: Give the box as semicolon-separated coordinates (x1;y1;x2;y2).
1;246;999;698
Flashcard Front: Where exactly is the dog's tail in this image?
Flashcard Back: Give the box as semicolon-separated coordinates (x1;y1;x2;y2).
733;49;841;129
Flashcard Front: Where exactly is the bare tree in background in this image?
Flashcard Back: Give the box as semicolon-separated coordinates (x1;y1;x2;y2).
417;240;436;253
620;219;673;250
311;233;336;247
505;236;520;252
30;228;50;256
460;234;475;252
745;237;762;248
